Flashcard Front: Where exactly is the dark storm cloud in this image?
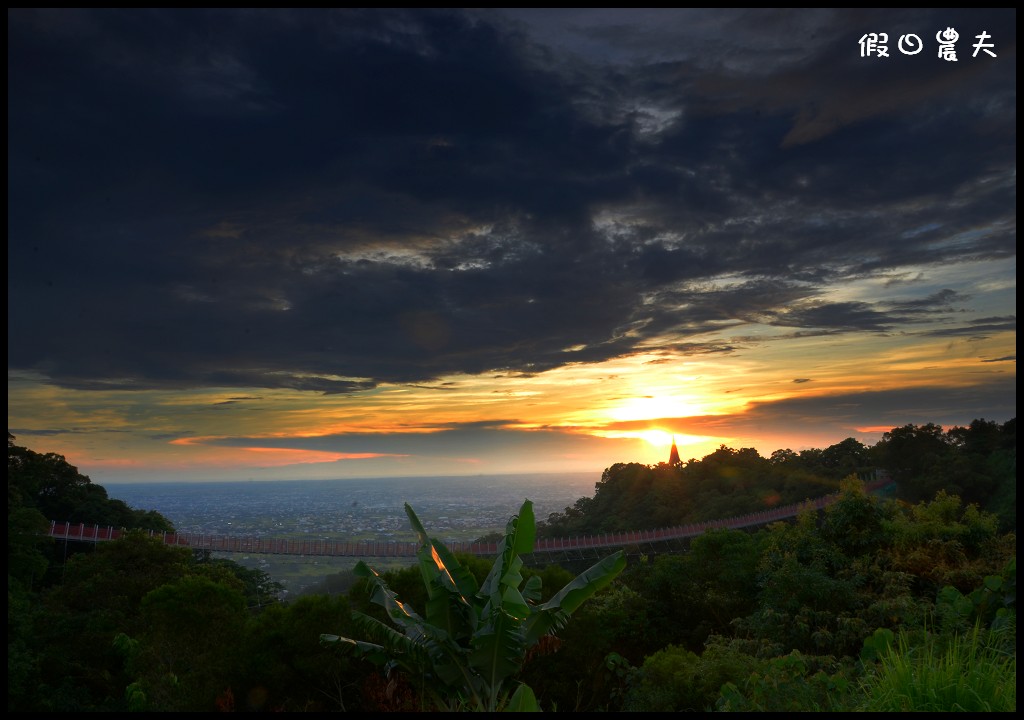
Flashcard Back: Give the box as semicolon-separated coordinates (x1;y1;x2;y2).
733;377;1018;434
924;316;1016;338
8;8;1016;392
887;289;967;313
637;279;948;335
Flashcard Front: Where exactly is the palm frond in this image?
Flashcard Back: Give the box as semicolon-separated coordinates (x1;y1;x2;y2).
525;550;625;643
470;607;528;700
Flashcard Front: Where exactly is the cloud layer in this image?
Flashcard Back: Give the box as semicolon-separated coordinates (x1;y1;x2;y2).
9;9;1015;395
7;10;1015;480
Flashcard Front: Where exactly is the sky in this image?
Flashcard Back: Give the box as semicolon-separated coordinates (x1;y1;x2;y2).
7;8;1016;484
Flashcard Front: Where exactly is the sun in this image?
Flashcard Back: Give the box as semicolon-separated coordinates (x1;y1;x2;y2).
637;429;674;448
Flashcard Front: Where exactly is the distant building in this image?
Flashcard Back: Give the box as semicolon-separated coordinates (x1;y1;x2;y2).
668;436;681;466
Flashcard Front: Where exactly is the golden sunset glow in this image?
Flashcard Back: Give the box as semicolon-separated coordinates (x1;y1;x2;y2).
639;429;674;448
7;9;1014;484
605;395;708;423
242;448;400;465
8;317;1016;482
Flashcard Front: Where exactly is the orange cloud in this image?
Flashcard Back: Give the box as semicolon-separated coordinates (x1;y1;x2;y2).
241;447;400;466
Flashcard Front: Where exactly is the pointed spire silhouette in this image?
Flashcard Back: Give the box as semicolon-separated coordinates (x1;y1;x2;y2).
668;435;681;466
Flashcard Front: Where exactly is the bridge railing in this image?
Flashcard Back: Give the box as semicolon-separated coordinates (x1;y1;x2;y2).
47;472;894;557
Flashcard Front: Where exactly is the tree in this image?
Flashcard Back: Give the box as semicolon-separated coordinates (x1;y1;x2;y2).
122;576;248;711
872;423;952;502
7;500;51;589
8;433;174;533
239;594;374;712
190;551;285;609
740;509;867;657
821;476;886;556
23;532;194;710
322;499;627;712
819;438;871;479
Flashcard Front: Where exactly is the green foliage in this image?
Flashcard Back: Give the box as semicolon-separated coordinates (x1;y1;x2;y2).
7;504;52;588
872;420;1016;512
16;533;194;710
883;491;1010;594
982;448;1016;531
242;593;382;711
857;624;1016;711
8;433;175;536
8;577;44;711
17;530;286;712
322;499;626;712
520;584;651;711
873;423;953;502
122;576;248;711
935;557;1016;639
622;529;762;652
622;639;768;712
7;422;1018;711
742;510;867;656
58;531;194;616
820;475;886;556
540;436;883;536
715;650;855;712
859;627;896;663
623;644;703;711
190;551;285;609
737;488;1012;661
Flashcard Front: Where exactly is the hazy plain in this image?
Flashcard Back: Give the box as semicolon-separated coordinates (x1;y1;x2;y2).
109;472;600;596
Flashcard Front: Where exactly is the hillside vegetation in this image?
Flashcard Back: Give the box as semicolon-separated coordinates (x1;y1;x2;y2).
541;420;1015;536
7;421;1015;711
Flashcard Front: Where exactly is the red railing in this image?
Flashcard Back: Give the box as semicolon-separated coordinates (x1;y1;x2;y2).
47;474;893;557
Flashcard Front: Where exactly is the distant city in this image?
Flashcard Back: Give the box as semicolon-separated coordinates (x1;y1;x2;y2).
109;473;598;542
108;473;600;596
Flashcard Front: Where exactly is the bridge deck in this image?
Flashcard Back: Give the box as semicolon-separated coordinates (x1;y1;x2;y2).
48;477;892;558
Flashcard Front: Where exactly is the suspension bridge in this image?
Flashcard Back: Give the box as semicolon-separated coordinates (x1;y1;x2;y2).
48;474;893;559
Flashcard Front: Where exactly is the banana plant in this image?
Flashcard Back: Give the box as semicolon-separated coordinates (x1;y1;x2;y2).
322;499;626;712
